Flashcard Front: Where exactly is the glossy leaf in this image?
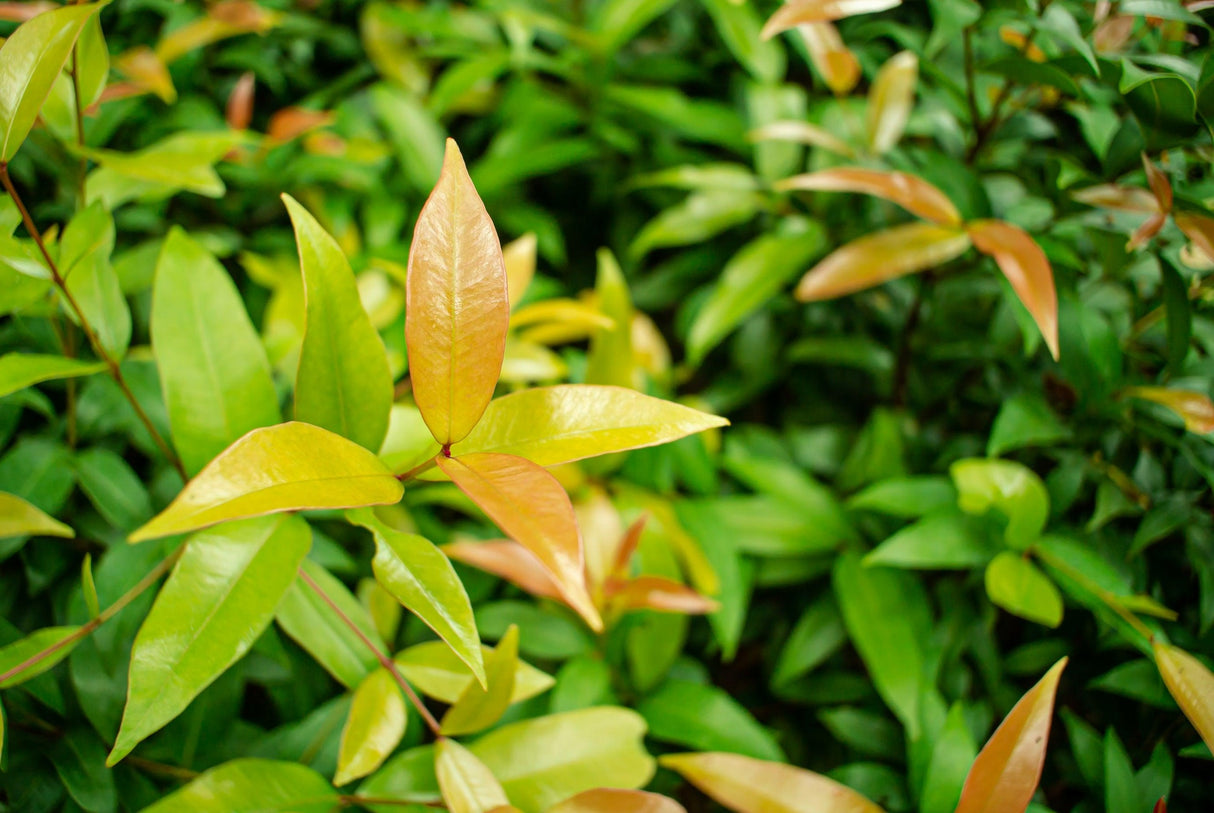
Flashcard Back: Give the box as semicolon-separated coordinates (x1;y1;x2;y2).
864;511;995;569
1124;387;1214;434
639;679;784;761
0;490;73;538
984;552;1064;628
0;625;81;688
954;657;1067;813
406;139;508;445
761;0;901;40
349;508;485;686
660;751;885;813
441;625;518;736
950;458;1049;550
454;386;728;466
284;195;393;452
1153;642;1214;754
129;422;403;542
109;515;311;765
60;204;130;360
584;249;635;388
395;640;554;705
151;228;280;475
549;789;687;813
867;51;918;155
438;453;601;630
136;758;337;813
444;538;564;601
966;220;1059;360
796;223;971;302
437;737;510;813
335;668;406;785
777;168;960;226
0;353;105;399
919;704;977;813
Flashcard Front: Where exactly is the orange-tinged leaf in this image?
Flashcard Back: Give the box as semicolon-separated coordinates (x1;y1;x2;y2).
114;47;176;104
1072;184;1160;213
1153;798;1167;813
443;539;564;602
437;737;510;813
503;233;537;310
866;51;917;155
1127;212;1167;251
1142;153;1173;212
966;220;1059;360
226;71;255;130
0;2;58;23
548;788;687;813
576;488;625;593
611;515;648;578
155;0;280;65
796;222;971;302
1124;387;1214;434
1174;213;1214;262
1153;641;1214;755
438;453;602;631
761;0;901;41
660;751;885;813
407;139;509;446
749;120;854;157
954;657;1067;813
267;107;332;142
1093;15;1136;52
797;22;861;96
606;576;719;615
776;168;961;226
999;27;1047;62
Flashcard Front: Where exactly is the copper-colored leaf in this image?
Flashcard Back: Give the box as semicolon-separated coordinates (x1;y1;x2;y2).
226;72;255;131
761;0;901;41
866;51;918;155
1155;641;1214;756
1174;213;1214;262
1124;387;1214;434
113;47;177;104
966;220;1059;360
407;140;509;446
267;107;333;142
1093;15;1135;52
954;657;1067;813
438;453;601;630
611;515;648;578
1153;798;1167;813
548;788;687;813
1142;153;1173;212
660;752;885;813
1072;184;1161;214
797;22;861;96
443;539;564;602
0;2;58;23
606;576;719;615
1127;212;1167;251
796;222;972;302
776;168;961;226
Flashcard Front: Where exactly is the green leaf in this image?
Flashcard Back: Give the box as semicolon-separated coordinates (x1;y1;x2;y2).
83;131;246;208
590;0;679;54
136;758;339;813
818;707;903;762
984;552;1063;628
1104;729;1141;813
986;393;1071;457
440;624;518;736
75;448;152;531
0;3;104;161
846;476;956;518
699;0;785;83
108;515;311;765
638;679;785;761
395;640;553;705
919;704;977;813
985;57;1080;96
0;353;106;399
129;422;403;542
950;458;1049;550
0;491;73;539
283;195;393;452
584;249;634;389
436;737;510;813
470;707;655;813
349;508;484;686
151;227;280;476
81;553;99;619
74;16;108;109
0;625;81;688
864;510;997;569
335;668;407;786
359;745;441;810
1162;258;1191;374
629;191;762;262
51;727;116;813
771;596;846;687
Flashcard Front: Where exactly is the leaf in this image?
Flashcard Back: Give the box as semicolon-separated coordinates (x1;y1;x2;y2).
986;393;1071;457
154;1;282;65
919;704;977;813
504;233;537;309
984;552;1064;628
629;191;762;261
108;515;311;766
607;576;718;615
407;139;508;446
81;553;99;619
950;458;1049;550
135;758;338;813
0;353;106;399
864;511;996;569
454;385;728;466
436;737;510;813
0;626;81;688
798;22;860;96
1154;642;1214;755
348;508;485;686
75;447;152;531
796;223;971;302
470;707;655;813
866;51;918;155
966;220;1059;360
1124;387;1214;434
584;249;635;388
777;168;960;226
660;751;885;813
60;203;130;361
1161;258;1191;373
335;668;407;786
395;640;554;705
845;476;956;518
638;680;784;761
129;422;403;542
443;539;564;602
0;3;103;161
761;0;901;40
84;131;246;208
151;228;280;475
1175;213;1214;262
0;490;73;538
284;195;393;453
771;596;846;687
954;658;1067;813
700;0;785;84
114;46;176;103
749;120;854;156
441;625;518;736
438;453;601;630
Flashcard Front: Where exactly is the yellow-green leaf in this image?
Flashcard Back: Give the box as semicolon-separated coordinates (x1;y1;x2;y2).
0;353;106;399
1153;641;1214;755
749;120;854;157
284;195;393;452
966;220;1059;360
83;131;246;209
441;625;518;736
0;491;73;538
437;737;510;813
659;751;885;813
548;789;687;813
1123;387;1214;434
0;626;81;689
129;422;403;542
866;51;917;155
406;139;509;446
504;232;537;310
438;453;601;631
454;386;728;466
984;552;1064;628
950;458;1049;550
443;539;564;602
777;168;960;226
761;0;901;41
584;249;634;389
0;3;103;161
136;758;337;813
395;640;554;705
954;658;1067;813
155;1;281;65
335;668;407;786
798;22;860;96
796;223;970;302
81;553;99;619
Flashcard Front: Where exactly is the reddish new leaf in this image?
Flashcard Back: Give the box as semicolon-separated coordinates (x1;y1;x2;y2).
966;220;1059;360
605;576;719;615
443;539;564;602
1175;213;1214;262
1072;185;1160;213
1127;212;1167;251
777;168;960;226
954;657;1067;813
1124;387;1214;434
1142;153;1173;212
267;107;333;142
548;789;687;813
226;72;255;130
761;0;901;41
611;515;648;578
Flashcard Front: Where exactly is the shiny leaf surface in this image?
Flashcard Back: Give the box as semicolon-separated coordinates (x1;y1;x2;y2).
584;249;634;388
950;458;1049;550
0;490;73;538
984;552;1064;628
0;353;105;399
1154;642;1214;754
0;625;81;688
136;758;337;813
548;789;687;813
441;625;518;736
1124;387;1214;434
335;668;406;786
966;220;1059;360
443;538;563;601
395;640;553;705
437;737;510;813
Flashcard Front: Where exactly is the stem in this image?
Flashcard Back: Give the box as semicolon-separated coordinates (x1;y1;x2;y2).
0;546;182;686
298;568;443;737
0;164;188;481
398;455;438;482
1033;544;1157;641
892;271;932;407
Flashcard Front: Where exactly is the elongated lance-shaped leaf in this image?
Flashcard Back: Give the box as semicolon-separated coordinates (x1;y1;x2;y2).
866;51;918;155
798;22;859;96
441;625;518;736
443;539;564;602
777;168;960;226
584;249;634;388
395;639;554;705
796;223;971;302
550;789;687;813
762;0;901;40
108;515;311;766
436;737;510;813
335;668;407;786
0;491;73;538
0;353;106;400
749;120;854;156
1123;387;1214;434
453;385;728;466
607;576;719;615
966;220;1059;360
407;139;509;445
284;195;393;452
136;758;338;813
660;752;885;813
503;232;537;310
0;3;103;161
954;657;1067;813
1154;641;1214;755
438;453;602;631
347;507;485;686
129;422;403;542
0;626;81;688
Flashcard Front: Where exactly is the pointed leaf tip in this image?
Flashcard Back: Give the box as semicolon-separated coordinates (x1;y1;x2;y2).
966;220;1059;360
1154;641;1214;755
